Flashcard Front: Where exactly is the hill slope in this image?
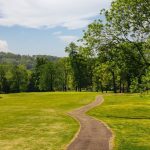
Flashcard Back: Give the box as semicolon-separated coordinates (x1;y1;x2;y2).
0;52;60;69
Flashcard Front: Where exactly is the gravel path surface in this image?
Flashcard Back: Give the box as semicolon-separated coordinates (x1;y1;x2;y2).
67;96;113;150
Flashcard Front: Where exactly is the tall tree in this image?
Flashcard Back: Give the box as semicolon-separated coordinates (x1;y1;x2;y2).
29;57;48;91
0;66;9;93
39;62;55;91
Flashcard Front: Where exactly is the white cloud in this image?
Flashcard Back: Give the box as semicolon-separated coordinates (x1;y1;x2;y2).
53;31;62;36
63;19;92;30
0;40;9;52
59;35;78;44
0;0;112;29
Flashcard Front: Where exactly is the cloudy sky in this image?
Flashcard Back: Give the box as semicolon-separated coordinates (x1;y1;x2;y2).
0;0;112;56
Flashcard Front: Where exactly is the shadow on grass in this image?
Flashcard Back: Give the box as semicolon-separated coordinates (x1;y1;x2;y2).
105;116;150;120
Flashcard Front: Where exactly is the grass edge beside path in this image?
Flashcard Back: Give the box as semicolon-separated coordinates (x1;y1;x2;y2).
88;94;150;150
86;96;115;150
0;92;98;150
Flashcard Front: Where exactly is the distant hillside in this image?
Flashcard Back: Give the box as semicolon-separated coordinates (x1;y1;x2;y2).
0;52;60;69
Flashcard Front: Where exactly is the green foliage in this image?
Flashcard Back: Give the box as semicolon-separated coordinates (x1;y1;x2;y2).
54;58;72;91
106;0;150;66
0;65;9;93
0;55;75;93
65;43;93;91
0;52;59;69
65;0;150;93
39;62;55;91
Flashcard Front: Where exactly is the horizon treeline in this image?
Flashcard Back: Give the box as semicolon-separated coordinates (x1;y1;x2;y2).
0;52;59;69
0;0;150;93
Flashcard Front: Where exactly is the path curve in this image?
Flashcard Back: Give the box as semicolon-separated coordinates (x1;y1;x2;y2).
67;96;113;150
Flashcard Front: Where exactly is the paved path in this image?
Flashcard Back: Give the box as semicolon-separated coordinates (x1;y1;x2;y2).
67;96;113;150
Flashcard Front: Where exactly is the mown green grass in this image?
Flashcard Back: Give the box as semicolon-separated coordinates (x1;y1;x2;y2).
0;92;97;150
88;94;150;150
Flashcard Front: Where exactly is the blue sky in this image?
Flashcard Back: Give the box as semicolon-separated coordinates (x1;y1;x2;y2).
0;0;112;56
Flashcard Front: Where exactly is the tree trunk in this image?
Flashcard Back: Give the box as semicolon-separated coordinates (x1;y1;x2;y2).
75;86;78;91
100;82;104;93
127;76;131;92
50;74;53;91
123;84;125;93
112;71;117;93
119;78;122;93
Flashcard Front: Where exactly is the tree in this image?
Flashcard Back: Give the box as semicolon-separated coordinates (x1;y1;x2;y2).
105;0;150;67
39;62;55;91
29;57;48;91
54;57;72;91
0;65;9;93
8;65;28;92
77;0;150;93
66;43;92;91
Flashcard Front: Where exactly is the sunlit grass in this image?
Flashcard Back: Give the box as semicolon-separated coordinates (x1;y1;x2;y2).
1;92;149;150
0;92;97;150
88;93;150;150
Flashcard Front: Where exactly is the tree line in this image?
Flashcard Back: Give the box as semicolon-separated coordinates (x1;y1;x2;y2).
0;0;150;93
0;57;72;93
0;52;59;69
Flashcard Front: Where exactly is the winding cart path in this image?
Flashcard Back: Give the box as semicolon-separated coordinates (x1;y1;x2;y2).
67;96;113;150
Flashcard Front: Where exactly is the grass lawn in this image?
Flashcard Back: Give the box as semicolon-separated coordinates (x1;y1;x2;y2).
88;93;150;150
0;92;97;150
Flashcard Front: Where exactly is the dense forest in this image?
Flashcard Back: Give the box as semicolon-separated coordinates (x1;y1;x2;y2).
0;52;59;69
0;0;150;93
